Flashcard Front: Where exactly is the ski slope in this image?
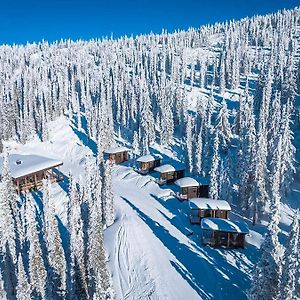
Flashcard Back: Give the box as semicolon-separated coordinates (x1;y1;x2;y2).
4;116;298;300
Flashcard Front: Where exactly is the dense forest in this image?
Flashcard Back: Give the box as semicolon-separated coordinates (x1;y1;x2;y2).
0;6;299;300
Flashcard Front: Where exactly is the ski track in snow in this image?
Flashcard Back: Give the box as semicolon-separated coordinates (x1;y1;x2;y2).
113;218;156;300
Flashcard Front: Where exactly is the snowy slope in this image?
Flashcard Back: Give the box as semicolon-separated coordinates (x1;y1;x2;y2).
4;116;297;300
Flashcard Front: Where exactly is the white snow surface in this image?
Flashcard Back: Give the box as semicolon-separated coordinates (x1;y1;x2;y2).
104;146;129;154
136;154;162;163
174;177;200;187
154;164;184;173
189;198;232;211
3;116;298;300
201;218;249;234
0;154;63;179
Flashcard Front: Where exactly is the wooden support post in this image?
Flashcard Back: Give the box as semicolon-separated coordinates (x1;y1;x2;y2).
34;174;37;188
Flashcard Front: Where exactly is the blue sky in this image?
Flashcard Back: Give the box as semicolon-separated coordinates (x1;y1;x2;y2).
0;0;299;45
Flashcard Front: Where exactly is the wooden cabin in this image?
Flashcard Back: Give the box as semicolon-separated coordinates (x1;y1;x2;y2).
153;164;185;185
0;154;63;194
136;154;162;174
201;218;249;248
174;177;209;200
188;198;231;224
104;146;129;164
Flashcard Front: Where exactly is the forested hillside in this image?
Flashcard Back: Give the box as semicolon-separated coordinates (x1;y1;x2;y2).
0;6;299;300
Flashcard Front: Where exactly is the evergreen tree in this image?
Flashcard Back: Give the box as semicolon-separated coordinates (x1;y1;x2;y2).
45;191;67;299
209;133;220;200
101;160;115;227
26;195;47;299
280;212;299;300
69;177;88;299
16;253;30;300
215;98;232;151
249;192;281;300
87;199;113;299
0;151;17;262
0;269;7;300
185;114;193;174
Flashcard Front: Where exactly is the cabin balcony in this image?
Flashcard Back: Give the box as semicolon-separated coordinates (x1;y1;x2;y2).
16;169;64;193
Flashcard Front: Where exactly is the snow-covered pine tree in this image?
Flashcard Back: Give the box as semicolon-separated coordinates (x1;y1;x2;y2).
0;269;7;300
209;133;220;200
250;130;269;224
215;98;232;151
101;160;115;227
16;253;30;300
44;188;67;299
219;151;234;203
0;151;17;262
279;105;296;197
194;130;203;176
69;177;88;299
26;194;47;299
132;131;140;159
279;211;299;300
202;91;215;176
87;198;114;299
185;114;194;174
248;188;281;300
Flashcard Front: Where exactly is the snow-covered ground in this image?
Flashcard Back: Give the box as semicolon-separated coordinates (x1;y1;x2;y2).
3;116;298;300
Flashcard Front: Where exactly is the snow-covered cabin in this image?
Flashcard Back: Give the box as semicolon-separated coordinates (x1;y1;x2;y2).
153;163;185;185
0;154;63;193
201;218;249;248
174;177;209;200
104;146;129;164
188;198;231;224
136;154;162;174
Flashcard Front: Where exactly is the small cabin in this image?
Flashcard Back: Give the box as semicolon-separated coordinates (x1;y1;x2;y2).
174;177;209;200
0;154;63;194
136;154;162;174
104;147;129;164
201;218;249;248
153;164;185;185
188;198;231;224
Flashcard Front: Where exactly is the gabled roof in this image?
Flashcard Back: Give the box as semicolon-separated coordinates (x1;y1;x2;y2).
201;218;249;234
0;154;63;179
188;198;231;211
154;163;185;173
174;177;199;187
136;154;162;163
104;146;129;154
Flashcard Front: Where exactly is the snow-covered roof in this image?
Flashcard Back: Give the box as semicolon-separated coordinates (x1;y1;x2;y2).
0;154;63;179
174;177;199;187
154;164;185;173
201;218;249;234
136;154;162;163
104;146;129;154
188;198;231;211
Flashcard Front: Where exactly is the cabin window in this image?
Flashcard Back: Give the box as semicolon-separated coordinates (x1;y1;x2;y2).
204;209;212;218
216;231;228;242
166;172;174;180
